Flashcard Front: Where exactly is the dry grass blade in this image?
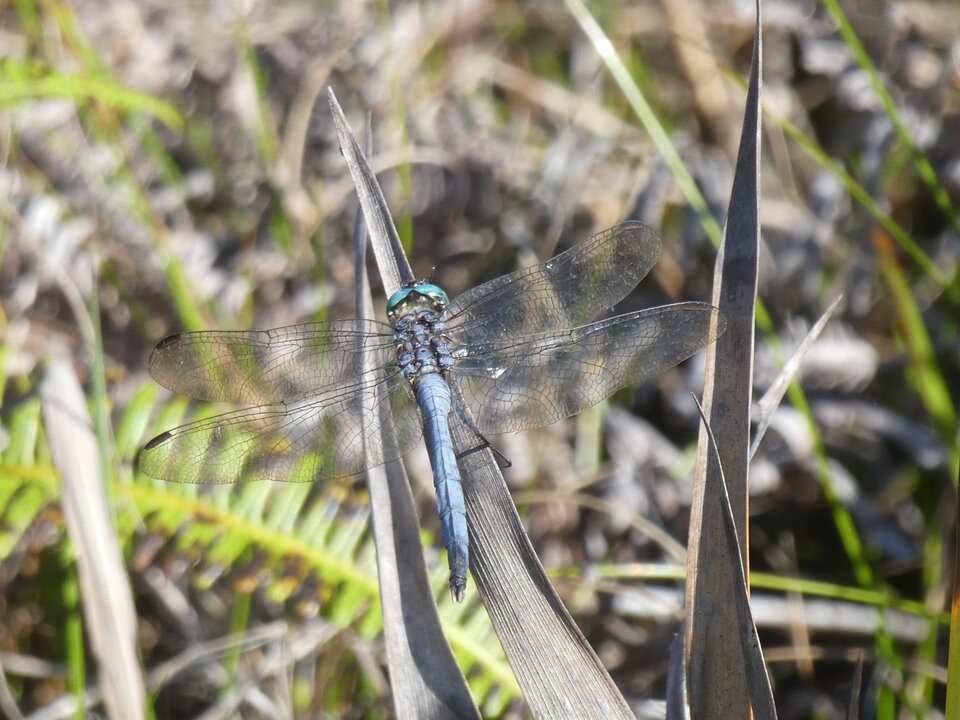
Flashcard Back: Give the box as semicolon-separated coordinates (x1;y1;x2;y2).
666;629;690;720
328;88;412;295
683;0;763;716
332;95;479;719
0;656;22;720
749;294;845;460
40;361;146;720
451;416;636;719
695;399;777;720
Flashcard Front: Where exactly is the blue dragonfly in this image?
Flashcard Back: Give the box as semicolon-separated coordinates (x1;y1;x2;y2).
138;222;723;601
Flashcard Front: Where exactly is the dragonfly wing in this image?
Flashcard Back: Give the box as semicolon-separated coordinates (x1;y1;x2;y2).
451;303;724;433
445;222;661;340
148;319;395;404
138;371;423;484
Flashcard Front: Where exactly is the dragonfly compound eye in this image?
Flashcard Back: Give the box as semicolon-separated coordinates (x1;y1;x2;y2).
387;282;450;318
386;286;414;319
414;283;450;312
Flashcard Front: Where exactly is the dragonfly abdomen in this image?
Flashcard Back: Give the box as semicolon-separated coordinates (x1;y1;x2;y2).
416;372;468;602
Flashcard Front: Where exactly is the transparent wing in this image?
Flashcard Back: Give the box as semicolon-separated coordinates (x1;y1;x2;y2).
138;371;422;484
445;222;661;341
148;319;395;404
450;303;724;433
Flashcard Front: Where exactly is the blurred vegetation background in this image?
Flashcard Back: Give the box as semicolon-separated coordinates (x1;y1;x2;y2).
1;0;958;717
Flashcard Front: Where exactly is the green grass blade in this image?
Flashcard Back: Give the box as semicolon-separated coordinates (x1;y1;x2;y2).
875;231;958;453
61;543;86;720
819;0;960;236
563;0;723;247
766;106;957;301
946;464;960;720
0;68;183;131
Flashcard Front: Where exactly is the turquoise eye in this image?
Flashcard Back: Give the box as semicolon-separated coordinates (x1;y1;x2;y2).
415;283;449;307
387;282;450;317
386;286;414;314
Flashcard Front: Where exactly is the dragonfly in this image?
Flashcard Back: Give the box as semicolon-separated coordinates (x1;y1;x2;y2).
139;222;724;601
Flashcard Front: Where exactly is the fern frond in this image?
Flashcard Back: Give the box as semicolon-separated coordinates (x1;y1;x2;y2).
0;392;59;560
119;390;519;702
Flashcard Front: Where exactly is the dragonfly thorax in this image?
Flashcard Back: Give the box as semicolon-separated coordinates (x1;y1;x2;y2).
390;287;455;387
393;310;455;385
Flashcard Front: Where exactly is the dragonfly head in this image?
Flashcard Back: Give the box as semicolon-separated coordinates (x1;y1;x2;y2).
386;282;450;320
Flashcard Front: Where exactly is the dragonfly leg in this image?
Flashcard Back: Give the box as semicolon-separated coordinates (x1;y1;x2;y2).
450;383;512;469
455;439;512;469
